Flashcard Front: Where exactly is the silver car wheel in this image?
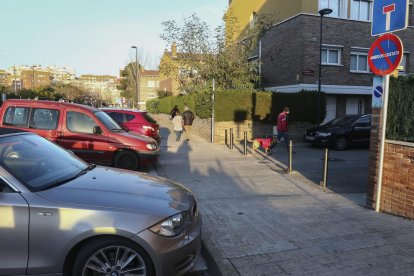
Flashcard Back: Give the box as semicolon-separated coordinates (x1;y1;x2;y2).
81;245;147;276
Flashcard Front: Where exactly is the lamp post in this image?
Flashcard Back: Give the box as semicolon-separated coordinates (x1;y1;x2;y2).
317;8;333;127
131;46;140;109
32;65;37;89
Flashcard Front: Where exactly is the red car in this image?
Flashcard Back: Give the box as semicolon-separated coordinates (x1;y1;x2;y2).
0;100;159;170
102;108;161;144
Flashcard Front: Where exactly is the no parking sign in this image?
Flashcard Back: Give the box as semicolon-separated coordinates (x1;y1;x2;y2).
368;33;403;76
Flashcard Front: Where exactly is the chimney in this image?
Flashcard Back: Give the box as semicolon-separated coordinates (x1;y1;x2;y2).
171;42;177;58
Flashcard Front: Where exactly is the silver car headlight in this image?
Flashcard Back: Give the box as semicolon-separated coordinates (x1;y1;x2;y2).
318;132;331;137
149;212;191;237
146;143;157;150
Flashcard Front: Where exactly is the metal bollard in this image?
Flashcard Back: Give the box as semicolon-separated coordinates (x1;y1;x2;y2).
243;131;248;155
321;148;329;188
225;129;228;146
288;140;293;173
230;128;234;150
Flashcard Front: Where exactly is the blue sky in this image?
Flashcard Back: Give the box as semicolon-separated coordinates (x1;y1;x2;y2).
0;0;227;76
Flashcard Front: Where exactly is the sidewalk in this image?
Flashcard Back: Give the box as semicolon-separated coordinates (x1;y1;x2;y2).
152;117;414;276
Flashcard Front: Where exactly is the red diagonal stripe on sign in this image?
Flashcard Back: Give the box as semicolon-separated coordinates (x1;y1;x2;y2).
376;44;394;68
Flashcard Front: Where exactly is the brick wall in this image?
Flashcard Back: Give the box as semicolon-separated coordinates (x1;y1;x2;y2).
367;109;414;219
213;121;313;144
380;142;414;218
153;113;313;145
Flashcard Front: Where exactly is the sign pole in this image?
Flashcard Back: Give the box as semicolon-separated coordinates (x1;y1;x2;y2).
375;74;390;212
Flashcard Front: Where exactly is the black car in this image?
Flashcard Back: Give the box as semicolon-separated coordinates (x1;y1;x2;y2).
304;114;372;150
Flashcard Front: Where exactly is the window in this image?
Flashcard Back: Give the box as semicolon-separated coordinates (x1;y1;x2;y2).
4;107;29;126
322;47;341;65
350;51;369;72
249;12;257;28
351;0;372;21
147;81;155;88
66;111;97;134
354;117;371;128
30;108;59;130
126;114;135;122
399;54;408;75
320;0;347;18
107;112;124;123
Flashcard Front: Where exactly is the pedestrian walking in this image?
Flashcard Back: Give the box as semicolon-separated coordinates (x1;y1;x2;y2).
182;106;195;140
169;105;179;120
172;110;184;141
275;106;293;152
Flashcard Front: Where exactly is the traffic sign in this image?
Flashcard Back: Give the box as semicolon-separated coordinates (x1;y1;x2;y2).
372;0;408;36
372;76;385;108
368;33;403;76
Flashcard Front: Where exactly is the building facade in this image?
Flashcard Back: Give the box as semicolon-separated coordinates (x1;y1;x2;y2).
72;74;120;105
226;0;414;122
139;70;160;104
159;43;181;96
21;68;52;89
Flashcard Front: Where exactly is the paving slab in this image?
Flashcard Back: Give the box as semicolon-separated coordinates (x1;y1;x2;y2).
151;116;414;276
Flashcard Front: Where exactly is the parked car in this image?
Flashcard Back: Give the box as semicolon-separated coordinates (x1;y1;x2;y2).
102;108;161;144
0;99;159;170
304;114;372;150
0;128;201;276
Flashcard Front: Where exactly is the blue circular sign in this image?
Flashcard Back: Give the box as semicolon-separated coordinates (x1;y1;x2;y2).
374;86;383;98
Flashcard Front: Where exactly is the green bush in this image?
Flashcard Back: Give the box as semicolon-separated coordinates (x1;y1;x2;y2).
387;75;414;142
147;89;325;123
146;98;160;113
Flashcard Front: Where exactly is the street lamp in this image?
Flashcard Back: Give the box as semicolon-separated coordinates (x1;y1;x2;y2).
131;46;140;109
316;8;332;127
32;65;37;89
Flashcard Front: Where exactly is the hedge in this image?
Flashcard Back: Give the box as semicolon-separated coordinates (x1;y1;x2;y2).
387;75;414;142
147;89;326;123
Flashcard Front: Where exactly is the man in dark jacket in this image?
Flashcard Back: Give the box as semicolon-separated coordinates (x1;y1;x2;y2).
169;105;179;120
182;106;194;140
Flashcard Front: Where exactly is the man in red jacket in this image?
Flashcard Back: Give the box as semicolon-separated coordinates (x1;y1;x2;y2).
276;107;291;151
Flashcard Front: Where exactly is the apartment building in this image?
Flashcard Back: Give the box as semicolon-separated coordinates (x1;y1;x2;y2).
139;70;160;103
73;74;120;105
226;0;414;122
21;68;52;89
0;70;7;87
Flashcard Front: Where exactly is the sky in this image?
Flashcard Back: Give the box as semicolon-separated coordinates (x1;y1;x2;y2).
0;0;228;77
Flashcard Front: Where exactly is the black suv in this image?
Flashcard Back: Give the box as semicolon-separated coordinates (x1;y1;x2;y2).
304;114;371;150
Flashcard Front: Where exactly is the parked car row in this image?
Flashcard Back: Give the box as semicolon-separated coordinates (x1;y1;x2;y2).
304;114;372;150
102;108;161;144
0;99;160;170
0;128;202;275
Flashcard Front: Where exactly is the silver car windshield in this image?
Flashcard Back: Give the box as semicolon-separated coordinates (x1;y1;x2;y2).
0;134;88;191
94;111;123;132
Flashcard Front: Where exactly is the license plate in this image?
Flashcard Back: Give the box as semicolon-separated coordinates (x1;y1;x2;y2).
305;136;314;141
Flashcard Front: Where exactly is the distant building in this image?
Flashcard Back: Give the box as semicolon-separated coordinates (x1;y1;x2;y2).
140;70;160;103
158;42;184;96
71;74;121;105
21;68;52;89
0;70;7;87
46;65;76;83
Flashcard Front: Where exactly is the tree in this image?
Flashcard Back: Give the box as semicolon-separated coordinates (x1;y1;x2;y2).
160;13;274;92
117;62;141;107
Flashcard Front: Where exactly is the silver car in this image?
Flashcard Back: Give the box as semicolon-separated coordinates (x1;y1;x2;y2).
0;128;201;276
